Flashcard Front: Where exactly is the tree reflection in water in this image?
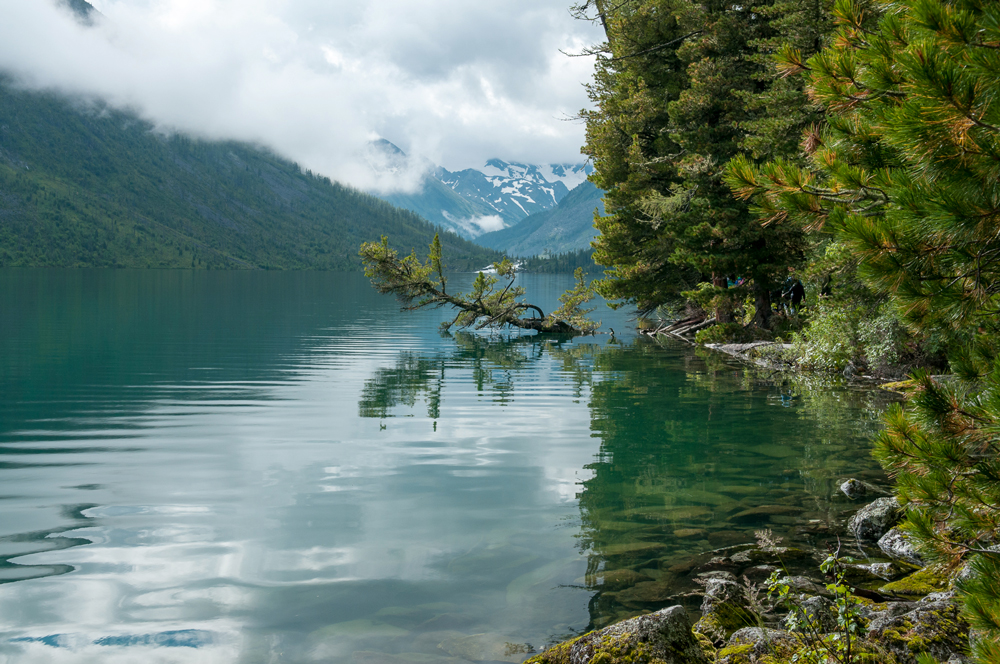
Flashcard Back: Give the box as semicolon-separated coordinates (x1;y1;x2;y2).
357;333;897;630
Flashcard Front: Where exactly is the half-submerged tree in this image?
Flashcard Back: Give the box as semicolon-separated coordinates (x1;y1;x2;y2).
359;234;600;335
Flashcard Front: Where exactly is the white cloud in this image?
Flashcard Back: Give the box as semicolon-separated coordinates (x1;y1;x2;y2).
0;0;603;191
440;212;506;238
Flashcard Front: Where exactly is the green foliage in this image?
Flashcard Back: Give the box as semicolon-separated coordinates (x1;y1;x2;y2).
767;556;866;664
791;299;907;373
581;0;828;323
581;0;703;315
359;236;595;335
874;360;1000;566
550;268;601;334
958;554;1000;663
727;0;1000;337
693;322;775;345
0;79;497;270
871;350;1000;663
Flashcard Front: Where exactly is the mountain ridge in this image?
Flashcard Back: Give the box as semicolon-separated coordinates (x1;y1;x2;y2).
368;140;592;240
476;180;605;257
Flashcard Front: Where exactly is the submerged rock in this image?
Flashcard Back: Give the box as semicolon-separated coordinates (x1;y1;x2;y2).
525;606;709;664
730;505;805;525
848;497;902;541
438;633;531;663
613;579;677;606
674;528;709;540
589;568;651;591
840;478;889;500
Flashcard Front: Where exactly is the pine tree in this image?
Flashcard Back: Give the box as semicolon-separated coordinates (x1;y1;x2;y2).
581;0;820;325
653;0;811;326
728;1;1000;658
359;235;597;335
581;0;701;315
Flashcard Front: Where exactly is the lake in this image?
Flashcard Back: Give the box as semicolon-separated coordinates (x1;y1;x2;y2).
0;269;894;664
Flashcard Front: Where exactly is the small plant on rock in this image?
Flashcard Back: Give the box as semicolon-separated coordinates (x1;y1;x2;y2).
766;550;865;663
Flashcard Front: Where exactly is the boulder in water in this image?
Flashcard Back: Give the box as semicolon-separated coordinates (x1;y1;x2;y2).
839;478;888;500
848;497;901;541
877;527;923;566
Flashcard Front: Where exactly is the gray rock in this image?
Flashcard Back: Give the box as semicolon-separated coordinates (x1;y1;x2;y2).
694;577;757;642
877;527;923;565
776;575;830;598
720;628;797;663
696;570;737;582
844;561;908;583
855;599;918;623
742;565;778;582
866;598;970;664
700;578;742;614
840;478;888;500
848;497;902;541
869;561;909;580
920;590;956;604
788;596;837;633
551;605;709;664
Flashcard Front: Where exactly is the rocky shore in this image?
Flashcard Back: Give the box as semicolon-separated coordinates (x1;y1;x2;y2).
525;481;974;664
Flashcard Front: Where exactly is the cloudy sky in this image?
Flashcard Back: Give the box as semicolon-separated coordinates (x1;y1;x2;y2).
0;0;604;191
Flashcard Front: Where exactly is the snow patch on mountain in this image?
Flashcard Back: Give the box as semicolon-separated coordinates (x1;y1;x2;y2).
366;139;593;240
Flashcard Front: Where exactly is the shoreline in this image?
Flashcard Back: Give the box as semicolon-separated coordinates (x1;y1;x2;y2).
527;486;972;664
522;333;972;664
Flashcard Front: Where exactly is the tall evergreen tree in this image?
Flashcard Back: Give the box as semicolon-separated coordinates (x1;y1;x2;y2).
581;0;822;324
580;0;701;315
651;0;811;325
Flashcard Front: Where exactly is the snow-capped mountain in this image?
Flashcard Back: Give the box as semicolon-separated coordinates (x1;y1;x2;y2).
477;180;605;257
367;140;592;240
439;159;592;224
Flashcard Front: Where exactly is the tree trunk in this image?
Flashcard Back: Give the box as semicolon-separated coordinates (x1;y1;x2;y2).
751;280;772;329
712;274;733;324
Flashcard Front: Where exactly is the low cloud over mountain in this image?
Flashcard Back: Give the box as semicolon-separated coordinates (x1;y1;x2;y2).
0;0;602;193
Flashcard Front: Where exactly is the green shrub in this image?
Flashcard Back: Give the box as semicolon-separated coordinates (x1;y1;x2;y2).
791;300;906;373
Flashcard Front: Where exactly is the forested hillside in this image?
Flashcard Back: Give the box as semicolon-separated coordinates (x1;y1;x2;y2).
0;81;498;270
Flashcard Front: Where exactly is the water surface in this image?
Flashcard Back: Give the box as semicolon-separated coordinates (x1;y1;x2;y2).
0;269;893;663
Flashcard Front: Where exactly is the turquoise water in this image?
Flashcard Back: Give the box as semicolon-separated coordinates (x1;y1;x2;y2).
0;269;894;663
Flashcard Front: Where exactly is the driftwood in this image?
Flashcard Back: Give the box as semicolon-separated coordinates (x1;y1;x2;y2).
642;316;716;341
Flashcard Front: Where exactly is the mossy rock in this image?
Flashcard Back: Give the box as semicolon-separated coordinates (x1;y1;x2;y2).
867;599;970;663
693;603;758;642
526;606;709;664
716;628;799;664
880;566;949;598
